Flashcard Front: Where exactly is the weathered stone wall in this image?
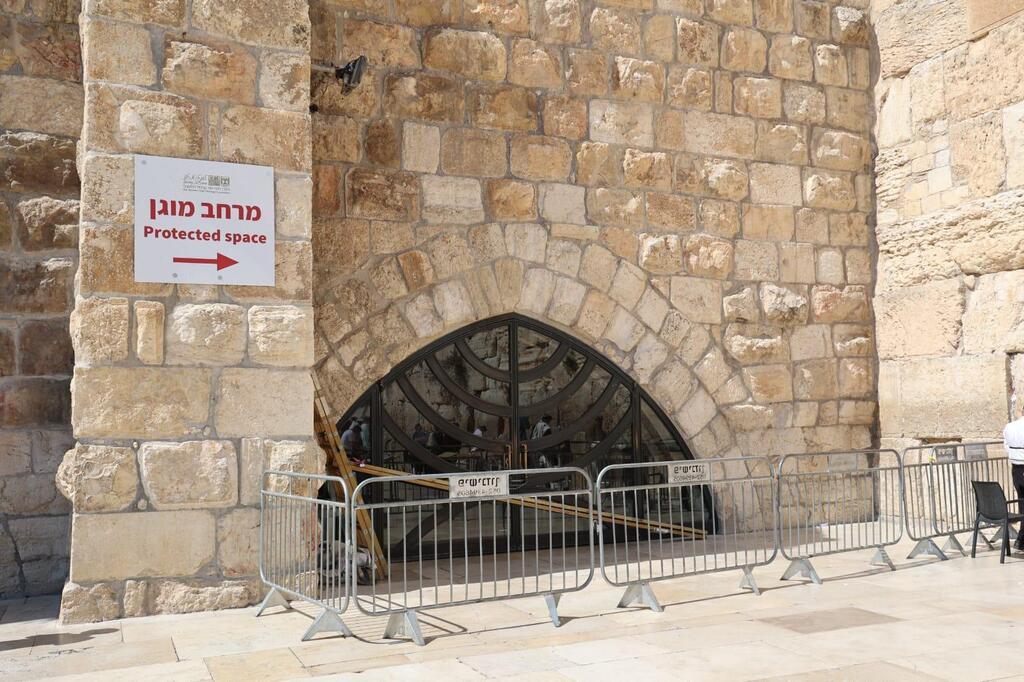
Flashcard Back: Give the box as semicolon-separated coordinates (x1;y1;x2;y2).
310;0;878;463
872;1;1024;450
58;0;322;622
0;0;81;599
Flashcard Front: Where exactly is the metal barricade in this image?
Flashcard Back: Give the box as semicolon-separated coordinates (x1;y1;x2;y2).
776;450;903;584
256;470;353;641
595;457;776;611
902;441;1011;560
350;467;593;646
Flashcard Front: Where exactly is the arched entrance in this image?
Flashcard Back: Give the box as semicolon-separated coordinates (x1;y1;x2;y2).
335;314;714;557
339;314;698;475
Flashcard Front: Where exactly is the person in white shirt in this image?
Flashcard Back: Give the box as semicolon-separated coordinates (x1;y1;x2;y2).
1002;413;1024;551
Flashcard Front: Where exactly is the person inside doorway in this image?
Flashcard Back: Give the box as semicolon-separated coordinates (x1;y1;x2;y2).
411;423;428;447
1003;408;1024;552
532;416;555;468
340;420;361;460
531;415;552;440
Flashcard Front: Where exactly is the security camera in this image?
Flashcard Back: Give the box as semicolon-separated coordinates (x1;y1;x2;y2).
335;56;367;91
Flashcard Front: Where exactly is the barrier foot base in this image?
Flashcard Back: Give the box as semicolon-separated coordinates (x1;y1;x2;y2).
907;538;948;561
255;587;290;617
780;558;822;585
544;593;562;627
384;610;425;646
870;548;896;571
942;535;967;557
979;531;997;550
302;609;352;641
617;582;663;612
739;566;760;595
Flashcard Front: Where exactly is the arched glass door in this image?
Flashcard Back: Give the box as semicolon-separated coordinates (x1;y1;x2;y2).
335;315;711;557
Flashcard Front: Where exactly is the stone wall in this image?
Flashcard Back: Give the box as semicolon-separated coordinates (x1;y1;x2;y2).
0;0;81;599
310;0;878;463
872;1;1024;450
57;0;322;622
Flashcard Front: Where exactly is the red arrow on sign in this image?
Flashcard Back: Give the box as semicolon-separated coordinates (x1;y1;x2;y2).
172;253;239;271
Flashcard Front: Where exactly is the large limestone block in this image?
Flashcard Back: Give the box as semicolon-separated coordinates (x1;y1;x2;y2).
83;17;157;86
69;511;216;582
139;441;238;510
876;190;1024;292
239;438;325;505
134;301;165;365
70;297;129;365
192;0;309;50
589;100;653;147
217;508;259;577
962;271;1024;354
221;106;310;173
684;111;756;159
874;0;967;77
59;582;121;624
150;578;258;614
343;19;420;70
0;75;83;138
162;39;257;104
56;444;138;513
670;276;722;324
72;368;210;439
943;17;1024;122
424;28;505;81
166;304;246;366
874;279;964;359
421;175;484;223
215;369;313;437
248;305;313;367
879;355;1009;438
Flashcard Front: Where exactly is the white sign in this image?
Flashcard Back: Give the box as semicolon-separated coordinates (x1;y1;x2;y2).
931;445;958;464
449;473;509;499
666;461;711;485
134;155;275;286
963;444;989;461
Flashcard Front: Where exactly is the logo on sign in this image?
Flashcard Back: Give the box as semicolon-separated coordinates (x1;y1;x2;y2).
449;474;509;499
666;461;711;484
183;173;231;194
134;155;275;287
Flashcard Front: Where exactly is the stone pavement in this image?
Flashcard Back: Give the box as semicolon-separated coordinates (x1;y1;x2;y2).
2;535;1024;681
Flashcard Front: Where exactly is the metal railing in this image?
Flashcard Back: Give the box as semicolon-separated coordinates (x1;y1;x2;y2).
595;457;777;611
256;470;354;641
350;467;594;645
902;441;1011;560
776;450;904;584
253;441;1017;645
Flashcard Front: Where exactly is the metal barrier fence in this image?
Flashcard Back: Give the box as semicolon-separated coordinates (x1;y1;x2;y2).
595;457;777;611
256;470;354;641
776;450;904;584
254;442;1019;644
350;467;594;646
902;441;1011;560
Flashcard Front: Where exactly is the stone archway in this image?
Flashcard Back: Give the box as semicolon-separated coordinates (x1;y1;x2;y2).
315;221;759;462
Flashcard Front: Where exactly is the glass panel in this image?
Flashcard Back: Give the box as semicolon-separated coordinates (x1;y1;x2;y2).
639;398;688;463
517;325;559;371
380;374;509;474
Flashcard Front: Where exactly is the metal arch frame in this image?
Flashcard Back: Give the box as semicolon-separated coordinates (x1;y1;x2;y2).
335;313;700;471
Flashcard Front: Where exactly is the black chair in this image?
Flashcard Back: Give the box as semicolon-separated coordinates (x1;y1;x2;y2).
970;480;1024;563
